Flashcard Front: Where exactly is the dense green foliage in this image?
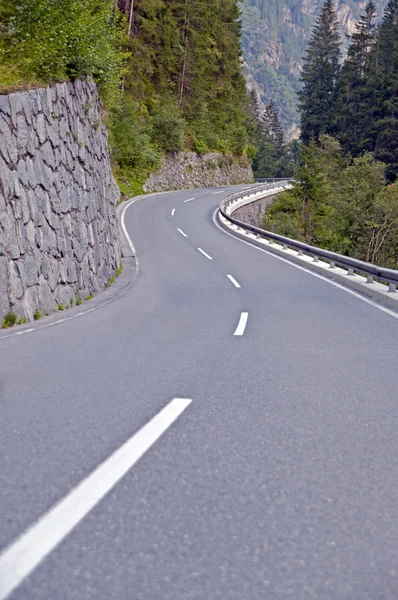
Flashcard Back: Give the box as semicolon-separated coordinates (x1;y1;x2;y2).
265;135;398;267
299;0;398;181
119;0;250;157
1;0;252;196
240;0;387;133
268;0;398;267
112;0;253;195
247;90;298;177
0;0;125;103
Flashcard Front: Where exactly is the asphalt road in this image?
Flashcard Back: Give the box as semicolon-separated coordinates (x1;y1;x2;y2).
1;186;398;599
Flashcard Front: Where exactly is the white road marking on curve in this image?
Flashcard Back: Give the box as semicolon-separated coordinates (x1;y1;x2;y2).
177;228;188;238
227;274;241;289
212;191;225;195
184;198;195;203
121;199;137;255
197;248;213;260
0;398;192;600
171;208;175;216
14;329;34;336
234;312;248;336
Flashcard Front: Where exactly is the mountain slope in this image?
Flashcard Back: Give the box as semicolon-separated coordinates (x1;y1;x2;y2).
241;0;388;136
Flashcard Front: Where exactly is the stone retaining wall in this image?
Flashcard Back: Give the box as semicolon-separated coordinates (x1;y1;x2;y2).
144;152;253;192
233;194;278;227
0;79;120;322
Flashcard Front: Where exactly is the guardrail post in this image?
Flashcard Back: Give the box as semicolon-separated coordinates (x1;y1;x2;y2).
297;250;303;256
329;261;336;269
313;256;319;263
367;275;374;284
283;243;288;250
348;268;355;276
389;283;397;293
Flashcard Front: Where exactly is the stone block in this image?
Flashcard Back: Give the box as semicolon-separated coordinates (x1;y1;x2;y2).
18;286;38;321
9;92;23;128
0;114;18;165
54;283;72;306
38;275;57;314
0;257;10;317
42;223;57;255
0;95;11;117
16;112;30;155
26;220;36;250
19;253;38;288
9;260;24;304
41;254;59;291
46;117;60;148
41;140;56;168
36;113;47;145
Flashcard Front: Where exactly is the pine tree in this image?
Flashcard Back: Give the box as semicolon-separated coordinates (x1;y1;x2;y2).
262;101;284;154
298;0;342;144
335;1;377;155
374;0;398;181
248;88;261;123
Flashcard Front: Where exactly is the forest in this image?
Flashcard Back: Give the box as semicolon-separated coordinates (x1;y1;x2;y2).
240;0;388;133
0;0;252;196
266;0;398;268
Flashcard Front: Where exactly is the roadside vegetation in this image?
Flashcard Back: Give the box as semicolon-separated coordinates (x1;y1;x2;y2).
266;0;398;267
0;0;256;197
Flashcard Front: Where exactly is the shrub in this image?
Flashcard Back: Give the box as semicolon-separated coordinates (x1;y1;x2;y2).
34;309;42;320
151;103;186;153
246;144;257;161
193;139;208;154
2;311;17;328
0;0;126;103
115;263;123;278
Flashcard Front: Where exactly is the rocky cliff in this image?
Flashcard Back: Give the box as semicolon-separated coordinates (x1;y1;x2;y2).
241;0;388;135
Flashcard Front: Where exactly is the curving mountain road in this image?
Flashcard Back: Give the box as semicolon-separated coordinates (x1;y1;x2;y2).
1;186;398;599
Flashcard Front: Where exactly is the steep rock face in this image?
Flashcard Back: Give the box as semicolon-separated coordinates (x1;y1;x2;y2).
241;0;388;135
144;152;253;193
0;79;120;322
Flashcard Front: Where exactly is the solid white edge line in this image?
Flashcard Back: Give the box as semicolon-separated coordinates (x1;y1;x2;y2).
234;312;248;336
0;398;192;600
197;248;213;260
121;199;137;255
177;228;188;238
213;208;398;322
227;274;241;289
183;198;195;203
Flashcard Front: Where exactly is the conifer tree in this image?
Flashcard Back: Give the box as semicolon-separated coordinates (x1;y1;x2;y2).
335;1;377;155
374;0;398;181
298;0;342;144
262;101;284;154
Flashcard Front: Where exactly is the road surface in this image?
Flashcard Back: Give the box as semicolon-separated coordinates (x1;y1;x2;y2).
1;186;398;599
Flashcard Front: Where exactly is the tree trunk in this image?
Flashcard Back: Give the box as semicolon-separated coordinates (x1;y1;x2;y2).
128;0;134;38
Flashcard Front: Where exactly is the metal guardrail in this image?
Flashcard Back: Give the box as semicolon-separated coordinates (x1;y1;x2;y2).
219;182;398;291
254;177;294;184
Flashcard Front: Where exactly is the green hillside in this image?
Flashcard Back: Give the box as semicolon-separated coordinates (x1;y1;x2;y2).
241;0;387;136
